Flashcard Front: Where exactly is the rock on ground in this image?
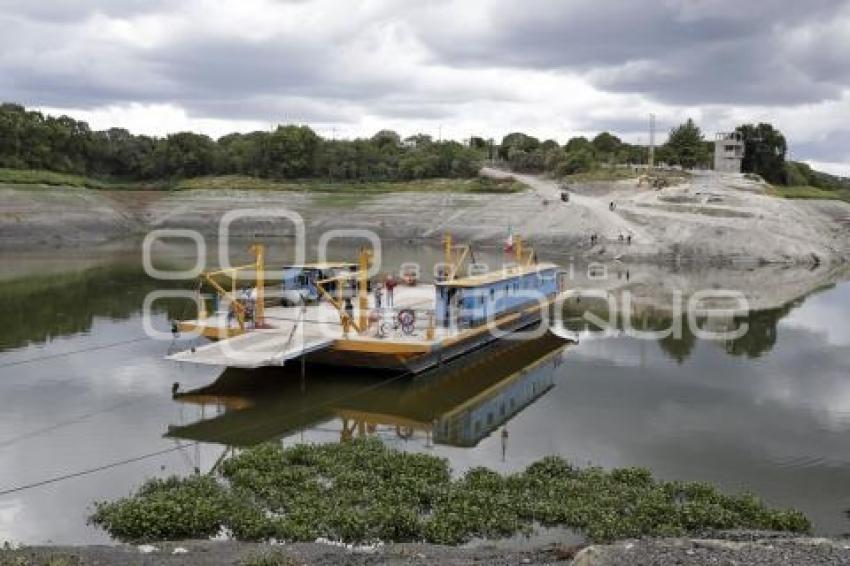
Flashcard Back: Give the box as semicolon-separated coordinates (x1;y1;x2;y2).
573;533;850;566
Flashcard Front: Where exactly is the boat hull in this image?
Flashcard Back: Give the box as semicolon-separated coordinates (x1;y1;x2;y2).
309;300;557;373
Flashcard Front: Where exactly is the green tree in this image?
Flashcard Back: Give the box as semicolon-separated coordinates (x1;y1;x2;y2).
0;103;31;168
540;139;559;152
468;136;487;150
371;130;401;150
154;132;218;178
564;136;595;155
736;123;787;184
665;119;710;168
555;148;594;176
90;128;157;178
217;132;265;176
591;132;621;155
498;132;540;161
259;125;319;178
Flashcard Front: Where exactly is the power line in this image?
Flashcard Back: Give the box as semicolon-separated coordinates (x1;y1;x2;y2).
0;445;186;497
0;335;200;450
0;336;152;369
0;365;414;498
0;398;141;450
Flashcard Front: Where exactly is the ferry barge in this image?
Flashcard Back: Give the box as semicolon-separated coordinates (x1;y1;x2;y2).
169;234;567;373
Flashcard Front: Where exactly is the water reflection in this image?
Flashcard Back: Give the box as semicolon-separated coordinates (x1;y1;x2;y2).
167;333;568;449
561;295;803;363
1;246;849;543
0;263;186;352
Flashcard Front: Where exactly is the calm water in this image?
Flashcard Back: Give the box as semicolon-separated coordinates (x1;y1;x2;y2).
1;243;849;544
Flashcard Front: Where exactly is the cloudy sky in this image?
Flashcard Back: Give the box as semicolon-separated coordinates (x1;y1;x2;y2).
2;0;849;174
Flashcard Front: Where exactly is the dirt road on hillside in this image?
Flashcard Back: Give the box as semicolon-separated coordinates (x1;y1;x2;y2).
482;167;649;246
481;167;850;266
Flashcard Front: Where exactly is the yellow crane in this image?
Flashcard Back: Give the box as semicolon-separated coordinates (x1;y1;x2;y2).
314;247;373;334
197;243;266;333
512;234;537;267
442;233;475;280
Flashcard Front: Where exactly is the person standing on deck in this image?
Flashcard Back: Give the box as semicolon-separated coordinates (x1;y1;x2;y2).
374;284;383;310
385;275;397;307
343;297;354;334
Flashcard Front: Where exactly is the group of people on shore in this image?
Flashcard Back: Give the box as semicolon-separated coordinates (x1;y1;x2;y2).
589;233;632;246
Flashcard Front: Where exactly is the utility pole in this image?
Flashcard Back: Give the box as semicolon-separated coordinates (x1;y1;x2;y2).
648;113;656;174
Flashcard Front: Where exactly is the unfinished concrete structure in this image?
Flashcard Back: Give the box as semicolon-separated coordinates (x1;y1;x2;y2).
714;132;744;173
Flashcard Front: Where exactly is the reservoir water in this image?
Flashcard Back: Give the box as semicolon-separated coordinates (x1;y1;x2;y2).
1;242;848;544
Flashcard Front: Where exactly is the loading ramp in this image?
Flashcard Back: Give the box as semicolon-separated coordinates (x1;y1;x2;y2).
168;319;340;369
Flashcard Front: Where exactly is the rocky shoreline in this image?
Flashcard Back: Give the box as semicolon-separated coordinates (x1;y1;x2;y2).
2;169;849;268
3;533;849;565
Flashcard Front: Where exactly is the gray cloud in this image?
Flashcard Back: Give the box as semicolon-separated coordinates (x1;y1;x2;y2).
793;131;850;164
0;0;170;22
0;0;848;165
414;0;848;106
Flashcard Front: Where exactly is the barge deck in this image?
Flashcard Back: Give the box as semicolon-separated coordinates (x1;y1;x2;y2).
168;235;566;373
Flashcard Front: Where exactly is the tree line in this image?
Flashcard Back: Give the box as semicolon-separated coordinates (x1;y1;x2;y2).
1;102;844;189
0;103;481;182
497;120;724;178
497;119;846;189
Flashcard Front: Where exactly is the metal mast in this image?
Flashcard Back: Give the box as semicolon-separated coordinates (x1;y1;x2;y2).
648;113;656;173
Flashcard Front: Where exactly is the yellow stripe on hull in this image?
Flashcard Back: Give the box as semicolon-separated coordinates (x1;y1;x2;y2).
331;339;432;355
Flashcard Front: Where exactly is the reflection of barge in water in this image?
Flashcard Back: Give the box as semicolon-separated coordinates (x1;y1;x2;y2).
169;234;568;373
167;332;569;448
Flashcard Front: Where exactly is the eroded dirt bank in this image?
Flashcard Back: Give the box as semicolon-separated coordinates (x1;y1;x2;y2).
2;170;849;267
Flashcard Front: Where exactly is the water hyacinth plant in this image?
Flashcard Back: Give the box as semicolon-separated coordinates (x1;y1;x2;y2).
90;440;810;544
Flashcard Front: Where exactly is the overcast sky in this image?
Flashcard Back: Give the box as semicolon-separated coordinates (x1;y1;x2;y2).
2;0;849;174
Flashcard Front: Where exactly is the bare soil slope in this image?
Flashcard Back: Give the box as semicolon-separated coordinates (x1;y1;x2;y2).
2;170;849;267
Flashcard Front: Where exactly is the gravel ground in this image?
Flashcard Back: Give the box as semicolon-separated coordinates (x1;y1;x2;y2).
0;539;573;565
574;532;850;565
2;534;849;565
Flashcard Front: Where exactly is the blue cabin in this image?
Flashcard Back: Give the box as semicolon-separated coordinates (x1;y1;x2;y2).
434;264;560;328
434;356;555;446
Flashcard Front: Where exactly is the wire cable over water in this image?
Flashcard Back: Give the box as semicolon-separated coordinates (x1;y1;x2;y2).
0;336;152;369
0;365;414;498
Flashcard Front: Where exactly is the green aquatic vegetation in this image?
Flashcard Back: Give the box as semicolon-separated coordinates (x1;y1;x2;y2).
90;475;239;542
90;440;811;545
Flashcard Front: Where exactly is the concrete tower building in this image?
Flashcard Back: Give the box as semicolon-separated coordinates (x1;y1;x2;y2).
714;132;744;173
